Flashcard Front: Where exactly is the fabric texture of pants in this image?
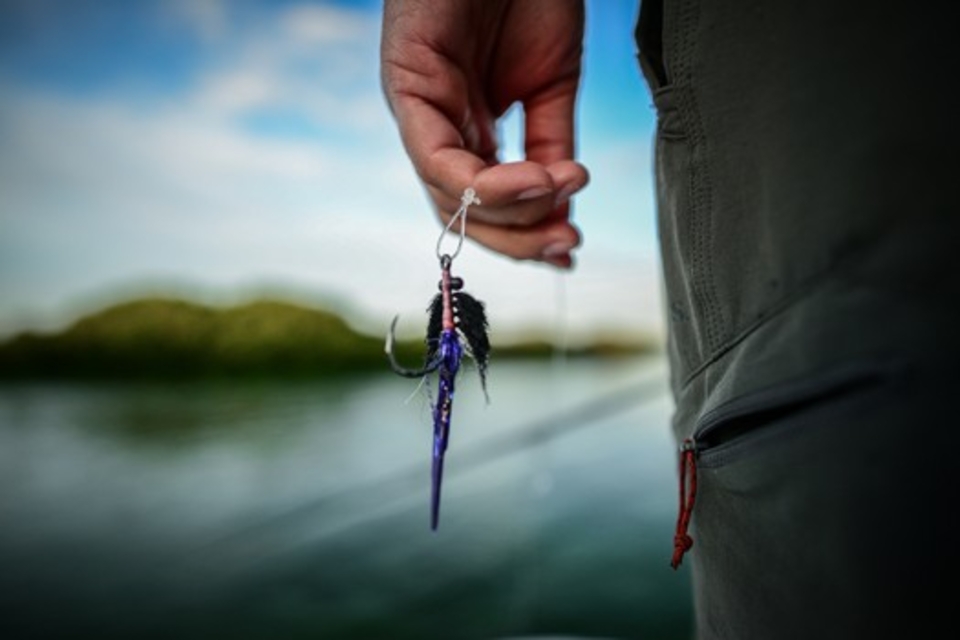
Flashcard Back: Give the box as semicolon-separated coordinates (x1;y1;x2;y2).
634;0;959;637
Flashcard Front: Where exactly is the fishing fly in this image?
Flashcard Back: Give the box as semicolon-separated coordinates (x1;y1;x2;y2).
385;187;490;531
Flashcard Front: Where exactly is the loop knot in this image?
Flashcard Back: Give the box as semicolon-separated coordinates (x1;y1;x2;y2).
461;187;481;208
437;187;479;261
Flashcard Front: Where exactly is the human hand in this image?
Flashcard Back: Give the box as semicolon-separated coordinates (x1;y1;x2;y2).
380;0;588;269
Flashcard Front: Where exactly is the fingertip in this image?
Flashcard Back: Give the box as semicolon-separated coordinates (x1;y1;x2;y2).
547;160;589;207
542;252;575;270
552;218;582;251
541;240;577;259
537;221;581;269
547;159;589;186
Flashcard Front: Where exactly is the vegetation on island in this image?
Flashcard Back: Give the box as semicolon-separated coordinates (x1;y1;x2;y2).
0;297;659;381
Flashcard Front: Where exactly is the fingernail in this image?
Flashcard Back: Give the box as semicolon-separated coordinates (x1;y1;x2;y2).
544;253;574;270
541;241;575;258
554;182;582;208
517;186;551;201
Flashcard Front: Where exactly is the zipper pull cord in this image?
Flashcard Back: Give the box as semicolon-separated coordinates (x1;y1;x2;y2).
671;438;698;569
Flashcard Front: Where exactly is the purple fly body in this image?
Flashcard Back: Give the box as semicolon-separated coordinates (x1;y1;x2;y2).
430;328;461;529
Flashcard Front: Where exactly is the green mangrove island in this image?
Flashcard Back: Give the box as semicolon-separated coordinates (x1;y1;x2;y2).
0;298;659;381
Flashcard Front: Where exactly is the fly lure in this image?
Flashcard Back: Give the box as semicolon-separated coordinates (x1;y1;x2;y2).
385;188;490;530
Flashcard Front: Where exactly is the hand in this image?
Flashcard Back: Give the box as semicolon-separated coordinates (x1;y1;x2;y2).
380;0;589;269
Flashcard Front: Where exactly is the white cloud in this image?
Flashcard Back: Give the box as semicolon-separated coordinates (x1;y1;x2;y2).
196;70;276;111
185;3;385;135
279;4;371;45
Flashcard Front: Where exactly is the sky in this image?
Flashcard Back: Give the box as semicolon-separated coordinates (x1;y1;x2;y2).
0;0;661;345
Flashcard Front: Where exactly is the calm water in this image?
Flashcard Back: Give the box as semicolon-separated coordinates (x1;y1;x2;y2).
0;356;693;640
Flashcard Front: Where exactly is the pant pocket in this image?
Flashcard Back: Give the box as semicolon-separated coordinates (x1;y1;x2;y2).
691;359;899;468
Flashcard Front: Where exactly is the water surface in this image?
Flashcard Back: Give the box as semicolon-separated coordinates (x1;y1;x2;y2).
0;356;693;639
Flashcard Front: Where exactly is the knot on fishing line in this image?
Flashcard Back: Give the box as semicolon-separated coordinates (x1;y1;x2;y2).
460;187;481;208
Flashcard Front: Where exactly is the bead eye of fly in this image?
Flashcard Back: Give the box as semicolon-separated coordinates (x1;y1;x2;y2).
439;277;464;291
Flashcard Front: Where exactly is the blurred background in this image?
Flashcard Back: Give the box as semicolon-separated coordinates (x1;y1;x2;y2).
0;1;692;638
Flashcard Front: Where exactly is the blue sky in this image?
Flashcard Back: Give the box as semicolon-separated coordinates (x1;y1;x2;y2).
0;0;661;343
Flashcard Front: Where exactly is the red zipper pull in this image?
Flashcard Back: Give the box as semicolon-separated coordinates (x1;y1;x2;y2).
671;438;698;569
